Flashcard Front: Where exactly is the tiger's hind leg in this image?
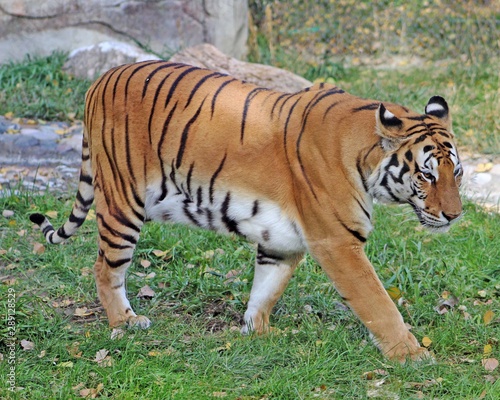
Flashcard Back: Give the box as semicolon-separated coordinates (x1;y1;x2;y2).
242;245;304;334
93;196;149;328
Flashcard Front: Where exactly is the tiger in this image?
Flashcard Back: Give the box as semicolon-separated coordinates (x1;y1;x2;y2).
30;60;463;362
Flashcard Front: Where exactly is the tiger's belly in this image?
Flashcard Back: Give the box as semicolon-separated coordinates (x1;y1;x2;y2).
144;183;306;254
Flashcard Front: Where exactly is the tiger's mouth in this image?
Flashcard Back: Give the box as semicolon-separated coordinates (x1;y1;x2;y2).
408;202;459;233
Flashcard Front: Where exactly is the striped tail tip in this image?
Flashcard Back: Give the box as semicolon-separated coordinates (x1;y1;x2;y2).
30;212;58;243
30;213;46;225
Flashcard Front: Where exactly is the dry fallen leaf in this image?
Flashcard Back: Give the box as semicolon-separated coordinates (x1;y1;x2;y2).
140;259;151;268
58;361;74;368
110;328;125;340
95;349;113;367
363;369;388;380
434;293;459;314
67;342;82;358
422;336;433;348
79;383;104;399
136;285;155;299
386;286;402;301
482;358;499;372
46;210;58;219
32;242;45;255
74;307;92;317
484;344;493;356
483;310;495;325
20;339;35;351
152;249;170;258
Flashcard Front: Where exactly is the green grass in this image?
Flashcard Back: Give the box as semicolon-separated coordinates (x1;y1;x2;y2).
0;52;90;121
1;187;499;399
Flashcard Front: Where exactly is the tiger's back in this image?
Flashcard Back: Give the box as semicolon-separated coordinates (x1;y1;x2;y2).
31;61;462;363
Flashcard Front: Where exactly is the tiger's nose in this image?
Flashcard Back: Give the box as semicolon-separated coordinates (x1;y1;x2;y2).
442;211;461;221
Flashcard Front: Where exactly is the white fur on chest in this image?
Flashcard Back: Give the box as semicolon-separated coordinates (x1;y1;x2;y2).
144;181;306;254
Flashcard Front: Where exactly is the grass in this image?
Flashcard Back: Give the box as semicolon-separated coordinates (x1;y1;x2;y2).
0;186;499;399
0;52;90;121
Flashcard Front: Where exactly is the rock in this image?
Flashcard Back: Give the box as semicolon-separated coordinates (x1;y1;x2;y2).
0;0;248;64
170;44;312;93
63;41;161;80
20;127;59;141
0;120;8;134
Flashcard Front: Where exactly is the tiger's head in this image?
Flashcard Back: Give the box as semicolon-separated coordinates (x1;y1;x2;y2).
368;96;463;232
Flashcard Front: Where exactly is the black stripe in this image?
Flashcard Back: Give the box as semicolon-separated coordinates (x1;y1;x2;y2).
183;200;201;227
113;209;141;233
283;97;302;163
125;114;136;183
170;159;182;194
185;72;220;109
196;186;203;209
105;256;132;269
69;213;86;225
141;63;173;99
81;153;90;162
352;103;379;112
341;222;366;243
147;71;173;144
322;101;340;122
124;61;163;104
57;225;70;239
209;153;227;203
112;64;136;107
42;225;53;235
187;162;195;196
157;102;179;202
278;93;298;118
97;213;137;245
356;198;371;220
356;156;368;192
164;66;199;109
270;93;291;118
80;173;93;185
252;200;259;217
241;88;269;143
176;98;206;169
211;79;236;118
221;192;241;235
99;233;133;250
76;191;93;208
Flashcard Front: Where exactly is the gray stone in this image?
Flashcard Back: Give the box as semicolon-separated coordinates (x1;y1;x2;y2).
13;134;39;148
0;120;8;134
20;127;59;141
0;0;248;64
170;44;312;93
63;41;161;80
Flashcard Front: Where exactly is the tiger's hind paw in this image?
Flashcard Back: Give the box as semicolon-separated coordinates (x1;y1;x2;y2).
126;315;151;329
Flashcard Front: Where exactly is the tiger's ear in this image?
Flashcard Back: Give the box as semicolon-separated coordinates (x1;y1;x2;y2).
425;96;451;130
375;103;405;151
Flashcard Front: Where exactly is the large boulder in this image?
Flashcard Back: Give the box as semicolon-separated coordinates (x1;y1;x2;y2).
0;0;248;64
170;44;312;92
63;41;161;80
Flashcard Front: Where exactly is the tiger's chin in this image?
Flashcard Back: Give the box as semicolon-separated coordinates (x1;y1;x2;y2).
421;222;451;233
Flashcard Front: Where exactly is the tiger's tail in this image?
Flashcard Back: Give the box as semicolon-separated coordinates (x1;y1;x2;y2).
30;131;94;244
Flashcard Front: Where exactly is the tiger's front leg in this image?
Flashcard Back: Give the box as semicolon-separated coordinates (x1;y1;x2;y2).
311;240;430;363
242;246;304;334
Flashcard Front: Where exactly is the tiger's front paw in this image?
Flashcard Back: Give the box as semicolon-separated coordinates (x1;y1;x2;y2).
381;332;434;363
126;315;151;329
241;309;269;335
